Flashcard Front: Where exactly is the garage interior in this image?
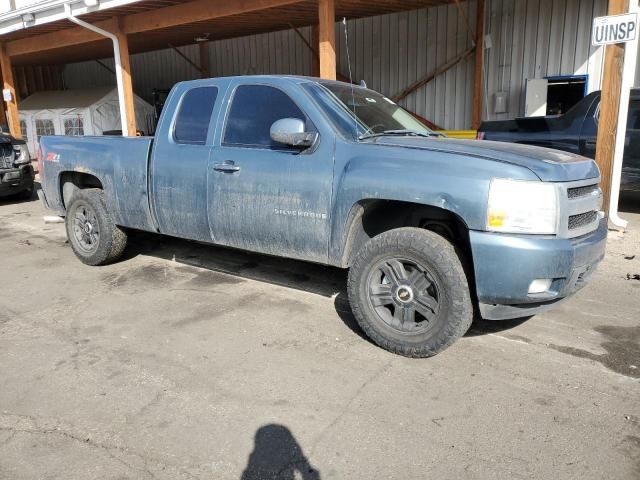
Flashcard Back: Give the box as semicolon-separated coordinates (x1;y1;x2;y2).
3;0;638;137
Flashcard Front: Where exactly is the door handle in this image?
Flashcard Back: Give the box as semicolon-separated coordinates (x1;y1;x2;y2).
213;161;240;173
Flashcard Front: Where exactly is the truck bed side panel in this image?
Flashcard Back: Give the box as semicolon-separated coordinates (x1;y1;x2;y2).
40;136;156;232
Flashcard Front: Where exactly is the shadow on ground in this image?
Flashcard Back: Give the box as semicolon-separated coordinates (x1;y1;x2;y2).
241;424;321;480
124;230;530;340
0;183;38;206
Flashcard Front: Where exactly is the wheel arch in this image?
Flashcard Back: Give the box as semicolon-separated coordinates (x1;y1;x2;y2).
338;199;473;269
59;171;104;210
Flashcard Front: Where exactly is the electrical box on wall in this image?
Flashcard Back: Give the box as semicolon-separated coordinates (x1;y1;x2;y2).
494;92;508;114
525;79;548;117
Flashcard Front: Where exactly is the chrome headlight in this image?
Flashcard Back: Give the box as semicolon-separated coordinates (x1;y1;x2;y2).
13;143;31;165
486;179;558;234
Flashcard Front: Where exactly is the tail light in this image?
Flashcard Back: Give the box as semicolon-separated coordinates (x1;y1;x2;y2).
476;131;486;140
37;145;43;175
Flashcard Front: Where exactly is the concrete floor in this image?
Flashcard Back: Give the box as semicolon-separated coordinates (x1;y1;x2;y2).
0;193;639;480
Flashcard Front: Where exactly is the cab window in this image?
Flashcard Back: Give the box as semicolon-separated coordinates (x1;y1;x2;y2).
174;87;218;145
223;85;310;149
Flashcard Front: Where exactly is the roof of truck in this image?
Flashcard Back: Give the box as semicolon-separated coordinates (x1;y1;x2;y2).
180;75;355;87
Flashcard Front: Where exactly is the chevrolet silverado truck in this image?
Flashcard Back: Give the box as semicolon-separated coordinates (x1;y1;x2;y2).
0;132;34;200
478;88;640;191
38;76;607;357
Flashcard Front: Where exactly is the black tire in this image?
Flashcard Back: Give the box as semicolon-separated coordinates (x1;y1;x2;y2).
348;227;473;358
65;188;127;266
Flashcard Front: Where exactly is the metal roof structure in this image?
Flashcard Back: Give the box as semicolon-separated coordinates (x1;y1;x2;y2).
1;0;455;66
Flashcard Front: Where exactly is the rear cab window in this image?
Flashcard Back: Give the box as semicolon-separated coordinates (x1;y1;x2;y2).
223;84;315;150
173;86;218;144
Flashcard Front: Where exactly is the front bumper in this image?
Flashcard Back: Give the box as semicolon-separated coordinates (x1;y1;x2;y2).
0;165;35;197
470;218;607;320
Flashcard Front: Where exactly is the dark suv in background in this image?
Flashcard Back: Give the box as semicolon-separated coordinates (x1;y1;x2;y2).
0;131;34;200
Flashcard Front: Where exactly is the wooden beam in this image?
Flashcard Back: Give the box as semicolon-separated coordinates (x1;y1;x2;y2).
15;65;28;99
199;42;210;78
7;0;300;58
290;22;320;62
7;18;117;58
25;66;36;96
169;43;207;76
310;25;320;77
392;46;475;102
95;60;115;75
318;0;336;80
0;43;21;139
112;19;137;136
472;0;485;130
594;0;628;215
122;0;301;34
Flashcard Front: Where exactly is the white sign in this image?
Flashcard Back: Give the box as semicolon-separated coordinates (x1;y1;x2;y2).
2;89;11;102
592;13;638;46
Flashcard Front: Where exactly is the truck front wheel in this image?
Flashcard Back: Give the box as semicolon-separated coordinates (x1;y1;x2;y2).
65;188;127;266
348;227;473;357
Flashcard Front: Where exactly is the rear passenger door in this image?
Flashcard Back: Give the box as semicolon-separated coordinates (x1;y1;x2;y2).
208;81;335;263
150;82;225;241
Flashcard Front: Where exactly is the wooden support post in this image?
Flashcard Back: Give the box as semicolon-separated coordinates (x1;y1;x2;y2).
472;0;485;130
0;43;21;138
199;42;210;78
112;19;137;136
595;0;628;215
318;0;336;80
0;91;7;130
311;25;320;77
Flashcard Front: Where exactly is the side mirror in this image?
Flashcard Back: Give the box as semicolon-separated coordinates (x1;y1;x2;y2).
270;118;317;148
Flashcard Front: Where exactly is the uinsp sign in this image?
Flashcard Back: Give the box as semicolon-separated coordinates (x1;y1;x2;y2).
592;13;638;46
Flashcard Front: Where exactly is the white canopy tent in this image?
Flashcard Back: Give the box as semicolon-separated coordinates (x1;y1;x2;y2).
18;87;156;156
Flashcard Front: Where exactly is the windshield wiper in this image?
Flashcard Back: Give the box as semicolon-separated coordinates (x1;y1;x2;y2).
358;129;444;140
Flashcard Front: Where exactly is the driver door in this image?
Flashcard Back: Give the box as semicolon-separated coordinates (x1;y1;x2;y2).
208;82;335;263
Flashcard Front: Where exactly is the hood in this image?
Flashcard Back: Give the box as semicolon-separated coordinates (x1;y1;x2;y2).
366;137;599;182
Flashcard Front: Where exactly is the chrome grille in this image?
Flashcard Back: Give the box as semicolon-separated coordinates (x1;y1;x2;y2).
557;178;603;238
567;184;599;199
0;145;14;169
568;211;598;230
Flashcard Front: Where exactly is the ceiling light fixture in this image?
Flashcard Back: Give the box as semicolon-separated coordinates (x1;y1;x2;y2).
194;33;210;43
22;13;35;25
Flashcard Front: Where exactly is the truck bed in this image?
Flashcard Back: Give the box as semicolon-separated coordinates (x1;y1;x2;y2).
39;135;156;232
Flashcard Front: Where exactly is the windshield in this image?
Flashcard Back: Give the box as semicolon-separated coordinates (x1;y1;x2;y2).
310;82;432;138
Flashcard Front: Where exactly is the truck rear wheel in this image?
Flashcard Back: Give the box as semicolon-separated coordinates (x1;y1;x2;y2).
65;188;127;266
348;227;473;357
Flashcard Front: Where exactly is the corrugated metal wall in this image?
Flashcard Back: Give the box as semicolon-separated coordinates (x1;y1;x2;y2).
335;2;476;130
484;0;607;121
64;0;613;130
64;44;204;97
64;27;314;100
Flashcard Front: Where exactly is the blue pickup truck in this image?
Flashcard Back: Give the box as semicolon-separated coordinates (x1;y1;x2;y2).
38;76;607;357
